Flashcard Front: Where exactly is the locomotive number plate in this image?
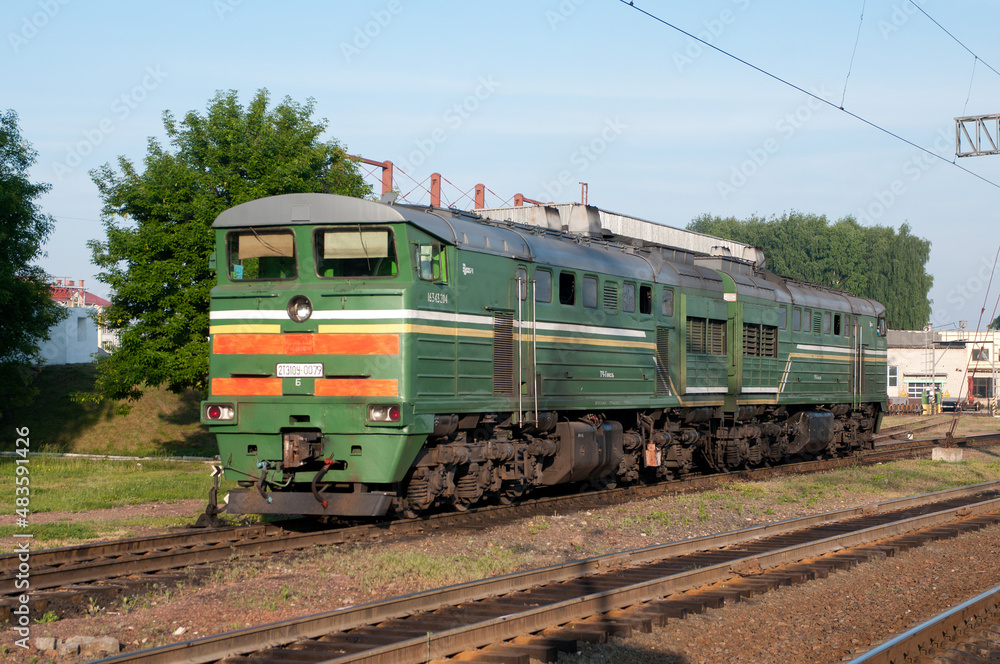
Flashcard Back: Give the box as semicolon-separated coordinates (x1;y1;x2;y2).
277;363;324;378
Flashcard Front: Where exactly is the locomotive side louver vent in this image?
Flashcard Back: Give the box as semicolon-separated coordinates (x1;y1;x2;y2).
603;283;618;313
707;320;727;355
761;325;777;358
655;326;670;395
743;323;760;357
492;313;514;395
686;317;706;354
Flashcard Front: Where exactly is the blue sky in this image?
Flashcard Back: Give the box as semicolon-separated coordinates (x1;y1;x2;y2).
6;0;1000;330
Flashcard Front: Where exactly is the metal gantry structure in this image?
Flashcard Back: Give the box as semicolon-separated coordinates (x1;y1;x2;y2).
955;113;1000;157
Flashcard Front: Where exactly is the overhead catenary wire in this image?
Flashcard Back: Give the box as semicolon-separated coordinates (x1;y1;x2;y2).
909;2;1000;81
617;1;1000;193
963;57;978;116
840;0;866;109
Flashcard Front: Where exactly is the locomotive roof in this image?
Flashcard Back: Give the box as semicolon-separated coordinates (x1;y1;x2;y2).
214;193;885;318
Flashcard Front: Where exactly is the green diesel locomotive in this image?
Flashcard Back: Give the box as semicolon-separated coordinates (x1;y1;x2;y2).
201;193;887;517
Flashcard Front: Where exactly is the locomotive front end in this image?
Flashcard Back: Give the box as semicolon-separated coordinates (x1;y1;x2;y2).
201;194;427;517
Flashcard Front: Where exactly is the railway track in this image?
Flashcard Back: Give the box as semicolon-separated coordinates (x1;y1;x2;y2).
4;432;997;623
90;481;1000;664
847;582;1000;663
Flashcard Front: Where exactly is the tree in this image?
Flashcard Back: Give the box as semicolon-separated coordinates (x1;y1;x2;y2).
688;211;933;330
88;89;370;402
0;110;66;412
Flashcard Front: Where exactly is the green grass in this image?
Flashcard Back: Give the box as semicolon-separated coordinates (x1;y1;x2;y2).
0;515;195;548
768;454;1000;503
316;545;533;594
0;457;229;513
1;364;215;457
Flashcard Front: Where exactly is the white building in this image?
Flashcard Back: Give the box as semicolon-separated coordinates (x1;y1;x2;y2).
887;328;998;407
38;278;117;365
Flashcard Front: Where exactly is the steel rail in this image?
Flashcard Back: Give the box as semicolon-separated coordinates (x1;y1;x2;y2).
0;524;275;575
4;434;999;600
93;482;1000;664
845;582;1000;664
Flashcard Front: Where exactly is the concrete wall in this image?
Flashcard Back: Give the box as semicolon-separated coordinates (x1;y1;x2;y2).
38;307;101;365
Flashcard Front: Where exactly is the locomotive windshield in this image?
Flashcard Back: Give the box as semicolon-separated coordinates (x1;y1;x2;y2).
315;226;397;278
226;229;296;281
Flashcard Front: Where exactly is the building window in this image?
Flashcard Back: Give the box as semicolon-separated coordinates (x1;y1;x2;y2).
973;376;994;398
888;365;897;388
973;347;989;362
77;317;88;342
906;381;942;399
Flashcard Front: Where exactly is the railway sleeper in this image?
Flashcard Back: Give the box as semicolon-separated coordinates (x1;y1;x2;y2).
422;512;1000;664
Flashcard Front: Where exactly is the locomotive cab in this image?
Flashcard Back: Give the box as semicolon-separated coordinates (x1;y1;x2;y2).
202;194;452;517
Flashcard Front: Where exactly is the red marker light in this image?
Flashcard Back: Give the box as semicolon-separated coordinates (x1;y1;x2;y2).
368;404;403;422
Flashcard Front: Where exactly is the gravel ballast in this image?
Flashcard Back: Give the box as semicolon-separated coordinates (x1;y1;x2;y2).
5;445;1000;663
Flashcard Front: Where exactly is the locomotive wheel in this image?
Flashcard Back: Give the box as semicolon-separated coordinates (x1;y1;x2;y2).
499;481;526;505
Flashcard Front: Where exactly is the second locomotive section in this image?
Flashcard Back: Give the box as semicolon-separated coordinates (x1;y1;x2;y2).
203;194;887;517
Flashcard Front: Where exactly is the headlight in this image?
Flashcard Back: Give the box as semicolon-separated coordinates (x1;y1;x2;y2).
287;295;312;322
204;403;236;421
368;404;401;422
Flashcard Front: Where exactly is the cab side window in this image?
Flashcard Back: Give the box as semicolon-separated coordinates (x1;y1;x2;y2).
536;269;552;303
417;243;446;282
559;272;575;305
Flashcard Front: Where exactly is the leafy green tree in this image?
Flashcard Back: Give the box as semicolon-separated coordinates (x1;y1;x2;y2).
89;89;370;402
688;211;933;330
0;110;67;412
